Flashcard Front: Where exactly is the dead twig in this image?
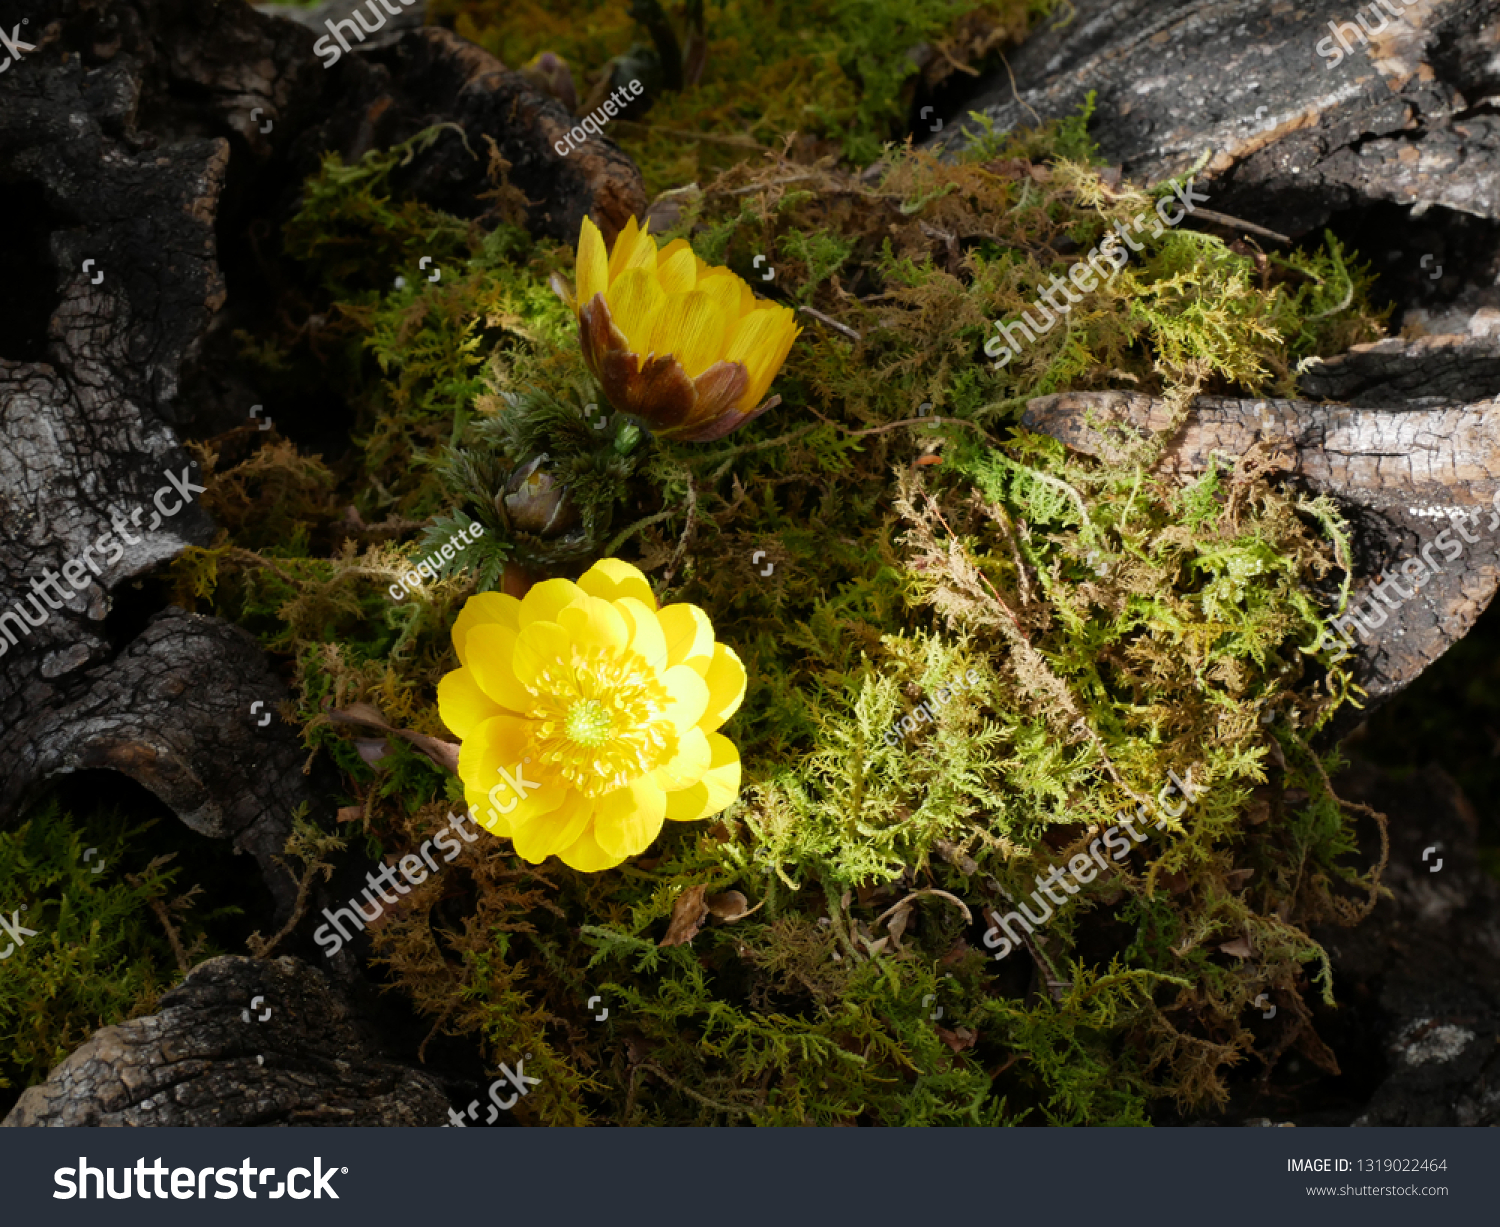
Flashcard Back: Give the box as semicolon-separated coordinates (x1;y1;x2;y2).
804;401;1001;446
1190;207;1292;246
873;888;973;929
797;305;861;342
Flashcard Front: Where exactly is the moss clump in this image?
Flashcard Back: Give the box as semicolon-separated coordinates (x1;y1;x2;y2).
160;56;1395;1124
0;802;230;1093
437;0;1042;192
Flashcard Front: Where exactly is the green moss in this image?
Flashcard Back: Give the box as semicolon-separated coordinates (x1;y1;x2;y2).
159;57;1395;1124
437;0;1046;193
0;802;231;1091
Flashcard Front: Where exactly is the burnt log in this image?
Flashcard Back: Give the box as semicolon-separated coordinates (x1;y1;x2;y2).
1298;332;1500;407
0;955;450;1126
0;0;644;895
938;0;1500;236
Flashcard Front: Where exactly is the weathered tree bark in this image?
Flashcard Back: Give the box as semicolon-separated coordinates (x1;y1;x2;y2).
0;609;310;915
0;956;450;1126
938;0;1500;234
1299;333;1500;407
0;0;644;892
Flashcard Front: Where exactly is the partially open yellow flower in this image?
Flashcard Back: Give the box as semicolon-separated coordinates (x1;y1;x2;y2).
437;558;746;871
573;216;801;442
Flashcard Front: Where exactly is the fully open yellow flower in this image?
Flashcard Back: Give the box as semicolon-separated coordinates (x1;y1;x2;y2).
437;558;746;871
574;216;801;442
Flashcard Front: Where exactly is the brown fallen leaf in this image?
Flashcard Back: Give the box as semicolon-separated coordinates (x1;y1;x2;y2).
326;701;461;775
705;890;762;924
937;1025;978;1053
659;885;710;947
335;805;364;825
884;900;911;951
938;939;970;967
354;737;390;767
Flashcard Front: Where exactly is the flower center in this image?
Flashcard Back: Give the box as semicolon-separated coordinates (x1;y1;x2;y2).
564;698;614;747
526;644;677;797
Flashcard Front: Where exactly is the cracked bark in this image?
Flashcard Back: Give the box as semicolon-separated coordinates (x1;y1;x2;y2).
0;0;644;1119
938;0;1500;234
0;956;449;1127
0;0;645;890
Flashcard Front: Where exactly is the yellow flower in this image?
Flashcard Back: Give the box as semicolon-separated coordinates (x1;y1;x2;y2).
437;558;746;871
573;216;801;442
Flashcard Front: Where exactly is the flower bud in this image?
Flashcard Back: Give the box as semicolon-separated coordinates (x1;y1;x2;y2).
500;454;581;537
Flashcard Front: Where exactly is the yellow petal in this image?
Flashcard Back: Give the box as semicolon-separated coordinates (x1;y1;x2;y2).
577;557;657;608
655;242;698;297
462;623;532;711
593;776;668;859
615;597;668;671
606;267;667;355
576;216;610;311
510;788;593;863
657;603;714;671
663;733;741;821
437;666;505;740
457;713;533;798
512;619;574;690
608;215;657;282
556;820;624;872
699;642;747;730
471;763;565;839
660;663;710;733
695;272;746;325
652;725;712;790
724;304;799;410
650;289;733;380
606;215;640;282
518;577;580;628
452;591;522;666
556;594;631;653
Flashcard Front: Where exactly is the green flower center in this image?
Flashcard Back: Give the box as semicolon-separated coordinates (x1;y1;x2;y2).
564;698;615;748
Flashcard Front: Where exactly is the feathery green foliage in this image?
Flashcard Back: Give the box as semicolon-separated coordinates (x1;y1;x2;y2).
147;62;1394;1126
0;802;229;1091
